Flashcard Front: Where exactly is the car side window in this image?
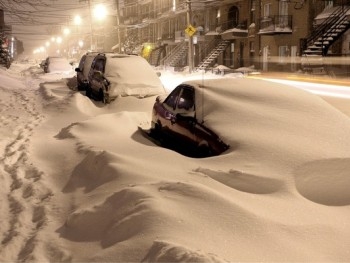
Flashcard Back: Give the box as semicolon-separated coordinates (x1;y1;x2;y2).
94;58;105;72
165;87;181;109
177;87;194;111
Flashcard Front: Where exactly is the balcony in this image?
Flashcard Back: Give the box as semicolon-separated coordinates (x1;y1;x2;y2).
220;20;248;39
259;15;293;35
221;27;248;40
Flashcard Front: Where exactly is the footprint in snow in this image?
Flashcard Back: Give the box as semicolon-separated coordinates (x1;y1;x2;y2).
294;158;350;206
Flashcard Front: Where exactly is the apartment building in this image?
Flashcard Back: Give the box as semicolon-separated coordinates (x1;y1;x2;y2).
116;0;350;73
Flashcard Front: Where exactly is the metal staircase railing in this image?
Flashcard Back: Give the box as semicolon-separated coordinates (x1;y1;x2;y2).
303;6;350;56
148;45;166;67
196;40;230;70
160;42;188;68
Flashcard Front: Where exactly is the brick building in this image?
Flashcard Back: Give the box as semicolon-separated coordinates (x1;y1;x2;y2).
113;0;350;73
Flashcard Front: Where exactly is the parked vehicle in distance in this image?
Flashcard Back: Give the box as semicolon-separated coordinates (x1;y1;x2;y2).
150;79;230;157
87;53;165;103
42;56;73;74
75;52;98;91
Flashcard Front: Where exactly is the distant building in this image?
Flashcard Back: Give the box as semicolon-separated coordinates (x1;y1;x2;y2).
0;9;23;59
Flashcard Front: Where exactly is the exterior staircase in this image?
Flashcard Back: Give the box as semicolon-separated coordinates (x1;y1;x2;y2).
303;6;350;56
196;40;230;70
148;45;166;67
160;42;188;68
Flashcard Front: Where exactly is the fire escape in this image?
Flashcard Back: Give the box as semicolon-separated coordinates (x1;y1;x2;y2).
196;39;230;70
301;6;350;74
159;42;188;69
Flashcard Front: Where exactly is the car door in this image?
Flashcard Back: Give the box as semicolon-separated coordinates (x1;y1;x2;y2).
76;55;86;84
89;57;106;95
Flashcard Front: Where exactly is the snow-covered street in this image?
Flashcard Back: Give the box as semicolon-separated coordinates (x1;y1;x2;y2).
1;61;350;262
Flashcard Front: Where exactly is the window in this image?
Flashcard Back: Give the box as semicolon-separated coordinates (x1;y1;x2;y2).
177;87;194;111
279;1;288;16
324;1;333;8
165;87;181;109
264;3;271;18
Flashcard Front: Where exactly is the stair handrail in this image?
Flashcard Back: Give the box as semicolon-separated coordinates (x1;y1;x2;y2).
197;39;230;69
305;6;350;51
197;37;221;64
159;41;187;66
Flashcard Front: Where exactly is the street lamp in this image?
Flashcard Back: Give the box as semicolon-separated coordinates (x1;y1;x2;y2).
93;3;121;53
74;15;82;26
94;4;107;20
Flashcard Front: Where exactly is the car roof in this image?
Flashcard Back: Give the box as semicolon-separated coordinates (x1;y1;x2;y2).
96;53;136;59
97;54;164;96
84;51;99;57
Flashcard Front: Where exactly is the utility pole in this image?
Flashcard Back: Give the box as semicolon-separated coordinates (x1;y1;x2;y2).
88;0;94;50
115;0;121;53
186;0;194;73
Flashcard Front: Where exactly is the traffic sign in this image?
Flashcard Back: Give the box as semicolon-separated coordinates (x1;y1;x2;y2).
185;25;196;37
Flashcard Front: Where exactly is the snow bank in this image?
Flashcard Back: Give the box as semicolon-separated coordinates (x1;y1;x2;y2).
1;62;350;262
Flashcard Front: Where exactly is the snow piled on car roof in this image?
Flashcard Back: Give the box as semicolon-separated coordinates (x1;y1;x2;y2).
104;55;165;97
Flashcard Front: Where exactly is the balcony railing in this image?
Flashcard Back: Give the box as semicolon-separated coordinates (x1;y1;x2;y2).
259;15;293;34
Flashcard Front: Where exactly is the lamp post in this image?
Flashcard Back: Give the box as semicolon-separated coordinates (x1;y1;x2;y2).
186;0;194;73
63;27;70;57
115;0;121;53
88;0;94;50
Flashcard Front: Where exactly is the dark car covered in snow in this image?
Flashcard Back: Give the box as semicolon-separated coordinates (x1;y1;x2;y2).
87;53;165;104
150;80;229;157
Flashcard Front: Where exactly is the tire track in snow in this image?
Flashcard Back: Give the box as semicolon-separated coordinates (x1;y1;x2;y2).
0;86;52;261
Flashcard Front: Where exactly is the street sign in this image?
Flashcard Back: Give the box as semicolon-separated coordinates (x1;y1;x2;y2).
185;25;196;37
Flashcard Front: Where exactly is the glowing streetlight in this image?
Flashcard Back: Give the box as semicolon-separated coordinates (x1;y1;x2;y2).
56;37;62;44
74;15;82;26
63;28;70;36
94;4;107;20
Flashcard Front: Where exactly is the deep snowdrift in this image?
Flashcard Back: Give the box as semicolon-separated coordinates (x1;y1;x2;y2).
1;62;350;262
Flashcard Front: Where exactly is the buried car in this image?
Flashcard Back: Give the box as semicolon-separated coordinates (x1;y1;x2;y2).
87;53;165;103
150;80;230;157
43;56;73;74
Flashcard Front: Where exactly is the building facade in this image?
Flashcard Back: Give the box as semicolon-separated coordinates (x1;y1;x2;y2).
114;0;350;73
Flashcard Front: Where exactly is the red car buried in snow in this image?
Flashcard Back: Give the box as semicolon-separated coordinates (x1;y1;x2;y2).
150;80;230;157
